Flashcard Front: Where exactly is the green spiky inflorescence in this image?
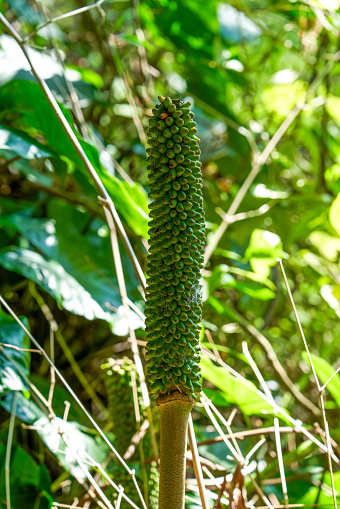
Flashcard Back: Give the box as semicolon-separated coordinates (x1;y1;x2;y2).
145;96;205;400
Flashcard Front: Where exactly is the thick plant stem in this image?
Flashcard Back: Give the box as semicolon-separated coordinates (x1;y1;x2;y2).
157;392;194;509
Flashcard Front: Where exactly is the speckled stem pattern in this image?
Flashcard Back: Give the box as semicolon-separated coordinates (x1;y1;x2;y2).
157;392;194;509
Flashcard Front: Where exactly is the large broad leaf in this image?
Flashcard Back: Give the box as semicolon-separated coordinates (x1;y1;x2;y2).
8;200;139;304
0;247;108;322
301;352;340;407
200;355;273;415
1;390;45;423
0;312;30;394
0;203;143;334
0;444;53;509
35;417;109;479
0;79;149;237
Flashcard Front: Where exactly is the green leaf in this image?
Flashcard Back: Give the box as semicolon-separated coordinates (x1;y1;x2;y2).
0;35;93;101
329;193;340;237
200;355;273;415
100;173;149;238
301;352;340;406
1;391;45;423
0;79;149;238
67;65;104;89
326;95;340;125
229;266;276;290
207;264;275;300
208;295;240;323
0;246;108;321
308;231;340;262
261;81;308;118
0;124;54;159
0;444;53;509
296;472;340;509
245;228;286;278
0;312;30;394
34;416;109;479
0;204;143;334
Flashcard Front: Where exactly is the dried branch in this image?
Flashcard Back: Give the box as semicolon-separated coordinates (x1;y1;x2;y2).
5;392;17;509
188;415;210;509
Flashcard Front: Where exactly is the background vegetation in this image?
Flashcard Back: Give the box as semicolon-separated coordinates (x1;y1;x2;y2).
1;0;340;507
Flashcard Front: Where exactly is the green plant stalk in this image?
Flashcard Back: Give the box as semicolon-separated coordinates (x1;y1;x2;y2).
157;393;193;509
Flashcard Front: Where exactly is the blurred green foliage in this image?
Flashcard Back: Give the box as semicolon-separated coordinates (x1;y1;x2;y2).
1;0;340;506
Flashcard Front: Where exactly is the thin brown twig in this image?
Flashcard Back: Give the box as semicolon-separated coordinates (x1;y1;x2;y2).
123;419;149;461
196;426;338;447
320;365;340;391
48;327;56;409
0;342;42;354
214;475;227;509
5;391;17;509
188;415;210;509
201;393;243;464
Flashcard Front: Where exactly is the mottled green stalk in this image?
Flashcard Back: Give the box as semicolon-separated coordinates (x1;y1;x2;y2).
145;97;205;508
157;393;193;509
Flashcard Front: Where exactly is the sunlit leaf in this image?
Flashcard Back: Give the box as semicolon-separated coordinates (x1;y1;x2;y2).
329;193;340;237
245;228;286;278
200;355;273;415
0;247;109;321
309;231;340;262
302;351;340;406
0;312;30;394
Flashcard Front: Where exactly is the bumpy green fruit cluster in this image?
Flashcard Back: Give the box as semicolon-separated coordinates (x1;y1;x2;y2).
103;357;139;456
145;96;205;399
102;357;159;509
